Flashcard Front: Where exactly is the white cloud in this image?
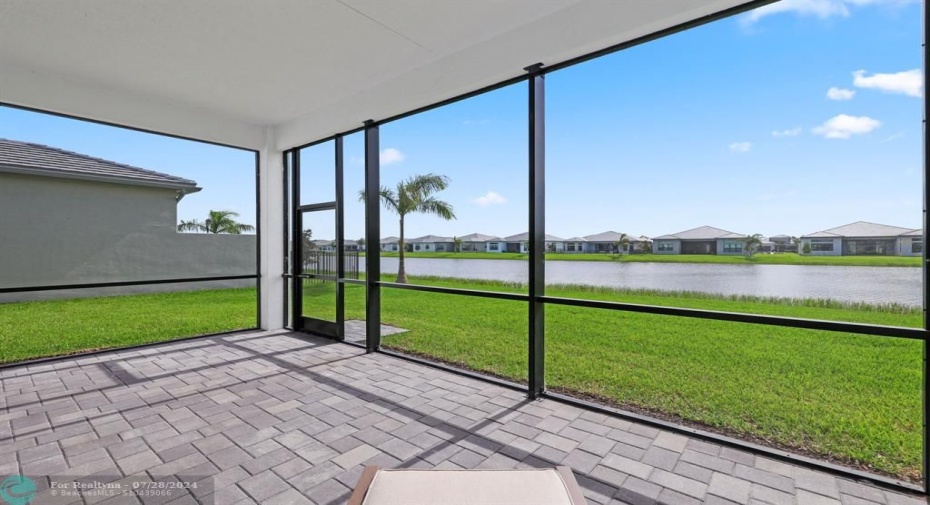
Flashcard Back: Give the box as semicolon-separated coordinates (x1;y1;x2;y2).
826;87;856;100
743;0;849;24
472;191;507;207
852;69;924;97
772;127;802;137
728;142;752;153
742;0;917;24
379;148;405;165
812;114;881;139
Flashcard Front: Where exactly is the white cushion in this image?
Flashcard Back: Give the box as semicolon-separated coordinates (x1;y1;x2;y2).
361;468;577;505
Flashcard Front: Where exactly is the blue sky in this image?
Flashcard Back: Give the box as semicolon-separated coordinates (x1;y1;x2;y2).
2;0;924;241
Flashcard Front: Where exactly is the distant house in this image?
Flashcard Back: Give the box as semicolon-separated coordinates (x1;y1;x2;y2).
458;233;501;252
582;231;652;254
380;236;400;252
498;233;566;253
768;235;795;253
311;239;336;252
406;234;455;252
0;138;256;301
653;226;746;255
800;221;922;256
563;237;587;253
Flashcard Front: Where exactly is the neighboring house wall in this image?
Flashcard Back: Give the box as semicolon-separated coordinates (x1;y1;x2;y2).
654;239;680;254
0;173;256;301
485;241;505;252
800;237;842;256
717;239;744;255
901;237;923;256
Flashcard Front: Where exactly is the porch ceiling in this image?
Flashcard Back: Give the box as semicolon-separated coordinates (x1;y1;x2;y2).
0;0;755;149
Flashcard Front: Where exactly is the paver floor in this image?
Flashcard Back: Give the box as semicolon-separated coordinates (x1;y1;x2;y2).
0;330;924;504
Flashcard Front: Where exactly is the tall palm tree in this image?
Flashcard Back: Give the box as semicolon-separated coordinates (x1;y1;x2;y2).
177;210;254;234
359;174;455;283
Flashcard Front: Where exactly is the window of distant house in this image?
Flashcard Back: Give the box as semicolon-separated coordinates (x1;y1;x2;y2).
657;242;674;252
489;243;499;251
912;238;923;254
415;245;421;251
723;241;743;254
810;239;834;252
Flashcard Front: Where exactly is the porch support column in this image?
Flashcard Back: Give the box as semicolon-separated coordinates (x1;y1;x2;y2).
364;120;382;352
259;126;285;330
527;63;546;399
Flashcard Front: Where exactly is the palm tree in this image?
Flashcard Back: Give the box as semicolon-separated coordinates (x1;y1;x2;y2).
744;233;764;257
790;236;801;253
614;233;630;254
453;236;463;253
359;174;455;283
177;210;254;234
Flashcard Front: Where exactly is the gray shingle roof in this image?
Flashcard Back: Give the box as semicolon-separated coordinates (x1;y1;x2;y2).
583;231;650;243
503;232;565;242
459;233;501;242
654;226;743;240
380;236;400;244
801;221;920;239
0;138;200;192
583;231;623;242
407;234;454;243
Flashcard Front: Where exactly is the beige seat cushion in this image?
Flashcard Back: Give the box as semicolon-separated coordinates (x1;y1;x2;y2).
360;468;580;505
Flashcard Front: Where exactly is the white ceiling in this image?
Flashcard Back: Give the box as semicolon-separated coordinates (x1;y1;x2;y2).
0;0;757;150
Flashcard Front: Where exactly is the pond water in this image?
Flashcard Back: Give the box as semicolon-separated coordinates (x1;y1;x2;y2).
367;257;922;306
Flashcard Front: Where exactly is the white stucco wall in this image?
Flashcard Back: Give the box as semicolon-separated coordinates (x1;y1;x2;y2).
654;239;680;254
0;173;256;301
799;237;842;256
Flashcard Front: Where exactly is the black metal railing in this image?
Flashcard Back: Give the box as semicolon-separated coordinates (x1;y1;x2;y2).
301;249;359;280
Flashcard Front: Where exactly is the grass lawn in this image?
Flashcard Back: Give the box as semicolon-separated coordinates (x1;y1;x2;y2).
306;277;922;481
0;288;256;364
372;251;921;267
1;281;921;480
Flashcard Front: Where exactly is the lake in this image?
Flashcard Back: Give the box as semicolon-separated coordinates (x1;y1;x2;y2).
366;257;922;306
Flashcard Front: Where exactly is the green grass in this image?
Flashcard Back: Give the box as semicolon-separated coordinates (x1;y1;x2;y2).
0;288;256;364
306;276;922;480
0;280;921;480
372;251;921;267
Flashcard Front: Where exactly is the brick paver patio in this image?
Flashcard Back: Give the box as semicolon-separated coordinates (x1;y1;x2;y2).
0;330;924;504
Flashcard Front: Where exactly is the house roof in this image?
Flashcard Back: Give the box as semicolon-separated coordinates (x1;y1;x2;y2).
582;231;622;242
654;226;743;241
583;231;651;243
503;233;565;242
407;235;454;243
801;221;920;239
0;138;201;193
459;233;501;242
769;234;792;239
380;236;400;244
565;237;588;242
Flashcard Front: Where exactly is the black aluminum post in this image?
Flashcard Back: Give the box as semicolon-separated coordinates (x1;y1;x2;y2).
921;8;928;492
283;149;291;327
364;120;382;352
335;136;346;341
527;63;546;399
291;149;303;330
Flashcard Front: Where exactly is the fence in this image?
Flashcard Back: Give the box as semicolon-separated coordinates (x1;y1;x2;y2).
302;249;359;280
